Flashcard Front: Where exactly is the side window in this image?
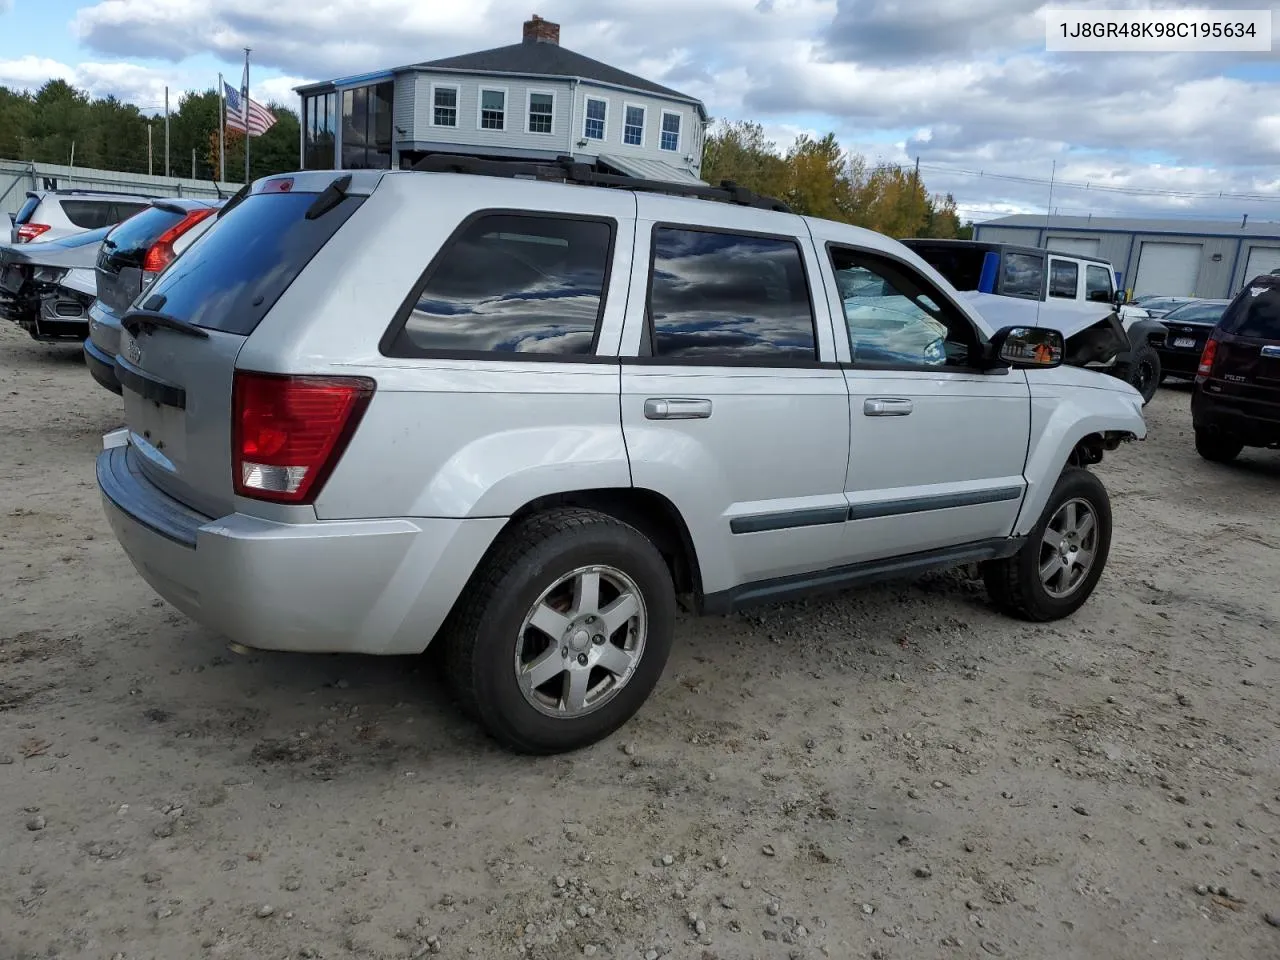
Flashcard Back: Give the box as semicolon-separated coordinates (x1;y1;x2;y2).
60;200;113;228
830;246;978;369
1049;259;1080;299
1085;264;1113;303
1001;252;1044;299
648;227;816;362
393;213;613;356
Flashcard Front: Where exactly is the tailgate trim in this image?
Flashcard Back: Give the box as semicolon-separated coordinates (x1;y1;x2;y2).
114;354;186;409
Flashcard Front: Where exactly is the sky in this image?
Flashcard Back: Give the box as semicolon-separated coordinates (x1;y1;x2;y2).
1;0;1278;224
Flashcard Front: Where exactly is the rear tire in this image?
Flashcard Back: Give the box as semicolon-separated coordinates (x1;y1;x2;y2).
1194;428;1243;463
983;467;1112;622
1127;343;1161;405
440;508;676;755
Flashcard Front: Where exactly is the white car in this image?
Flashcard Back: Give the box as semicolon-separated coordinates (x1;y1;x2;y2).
9;189;153;244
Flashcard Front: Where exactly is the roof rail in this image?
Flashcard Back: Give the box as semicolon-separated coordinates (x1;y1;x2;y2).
408;153;792;213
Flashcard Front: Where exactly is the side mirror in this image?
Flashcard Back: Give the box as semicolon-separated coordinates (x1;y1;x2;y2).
1113;290;1127;307
989;325;1064;369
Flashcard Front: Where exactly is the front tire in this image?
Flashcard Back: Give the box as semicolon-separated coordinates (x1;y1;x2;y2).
1127;342;1161;405
983;467;1113;622
441;508;676;755
1194;428;1243;463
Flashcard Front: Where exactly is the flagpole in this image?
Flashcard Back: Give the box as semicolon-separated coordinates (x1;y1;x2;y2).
218;73;226;183
243;48;252;185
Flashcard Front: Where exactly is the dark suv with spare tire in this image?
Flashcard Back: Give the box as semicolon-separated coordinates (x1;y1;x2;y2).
1191;273;1280;462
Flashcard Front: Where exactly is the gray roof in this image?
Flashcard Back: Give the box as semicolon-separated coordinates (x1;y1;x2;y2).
979;213;1280;238
414;42;705;115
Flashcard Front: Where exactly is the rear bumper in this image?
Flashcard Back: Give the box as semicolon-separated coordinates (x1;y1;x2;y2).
97;443;505;655
83;337;122;394
1155;347;1201;376
1192;388;1280;446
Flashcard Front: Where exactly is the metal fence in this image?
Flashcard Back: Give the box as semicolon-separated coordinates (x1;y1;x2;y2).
1;158;238;222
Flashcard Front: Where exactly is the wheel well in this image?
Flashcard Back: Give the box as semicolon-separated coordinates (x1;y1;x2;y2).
1067;430;1135;467
507;488;703;601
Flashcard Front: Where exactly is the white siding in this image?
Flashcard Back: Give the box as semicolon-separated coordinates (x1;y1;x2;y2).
411;72;576;154
572;84;701;176
400;71;704;178
1133;241;1202;298
1243;245;1280;282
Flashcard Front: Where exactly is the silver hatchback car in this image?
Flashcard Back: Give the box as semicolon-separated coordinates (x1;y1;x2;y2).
98;163;1146;753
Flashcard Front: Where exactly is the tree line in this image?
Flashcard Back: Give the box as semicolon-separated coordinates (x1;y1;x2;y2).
0;79;299;184
701;121;971;239
1;81;973;239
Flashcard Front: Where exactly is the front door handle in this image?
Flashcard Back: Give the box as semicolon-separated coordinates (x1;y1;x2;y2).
644;398;712;420
863;398;913;417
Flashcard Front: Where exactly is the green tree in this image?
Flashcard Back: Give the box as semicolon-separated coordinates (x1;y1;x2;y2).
700;120;789;199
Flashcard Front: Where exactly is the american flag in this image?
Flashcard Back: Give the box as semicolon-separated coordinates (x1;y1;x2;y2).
224;79;277;137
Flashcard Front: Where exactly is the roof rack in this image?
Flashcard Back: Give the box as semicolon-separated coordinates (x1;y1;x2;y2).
409;153;792;213
37;188;165;199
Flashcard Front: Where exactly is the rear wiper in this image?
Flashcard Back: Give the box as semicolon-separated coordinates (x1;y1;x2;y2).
121;309;209;340
305;174;352;220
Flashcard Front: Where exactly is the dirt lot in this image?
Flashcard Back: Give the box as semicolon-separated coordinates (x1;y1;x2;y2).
2;321;1279;960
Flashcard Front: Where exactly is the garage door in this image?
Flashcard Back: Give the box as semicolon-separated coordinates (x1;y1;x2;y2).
1243;245;1280;283
1045;236;1101;257
1133;241;1201;297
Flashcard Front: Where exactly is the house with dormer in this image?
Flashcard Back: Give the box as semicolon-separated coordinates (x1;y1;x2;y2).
294;14;709;184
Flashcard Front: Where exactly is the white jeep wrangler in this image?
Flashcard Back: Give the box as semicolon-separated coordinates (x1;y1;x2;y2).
97;158;1149;754
902;239;1167;404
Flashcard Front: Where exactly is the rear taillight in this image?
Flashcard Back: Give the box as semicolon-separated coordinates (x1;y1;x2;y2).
142;207;217;275
1196;337;1219;382
232;371;375;504
16;223;50;242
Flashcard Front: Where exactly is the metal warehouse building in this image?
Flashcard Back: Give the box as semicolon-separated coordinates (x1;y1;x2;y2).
973;214;1280;300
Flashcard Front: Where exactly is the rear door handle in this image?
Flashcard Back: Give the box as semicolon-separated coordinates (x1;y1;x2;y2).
644;398;712;420
863;398;913;417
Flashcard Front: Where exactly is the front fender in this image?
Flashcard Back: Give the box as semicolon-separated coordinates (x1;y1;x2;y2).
1124;318;1168;346
1014;383;1147;536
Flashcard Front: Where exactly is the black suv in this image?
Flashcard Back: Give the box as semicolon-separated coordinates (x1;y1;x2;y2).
1191;274;1280;462
1154;298;1229;380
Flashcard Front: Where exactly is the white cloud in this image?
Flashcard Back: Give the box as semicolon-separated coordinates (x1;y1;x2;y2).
13;0;1280;221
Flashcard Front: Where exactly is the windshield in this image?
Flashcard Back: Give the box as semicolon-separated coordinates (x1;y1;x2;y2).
1164;301;1226;324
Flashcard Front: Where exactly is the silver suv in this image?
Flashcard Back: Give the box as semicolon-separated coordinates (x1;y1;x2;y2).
96;161;1147;754
9;189;154;244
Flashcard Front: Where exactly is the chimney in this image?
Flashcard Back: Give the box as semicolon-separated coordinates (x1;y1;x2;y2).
523;14;560;45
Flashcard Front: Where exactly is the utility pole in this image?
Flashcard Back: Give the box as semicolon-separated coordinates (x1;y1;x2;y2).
148;124;153;176
192;148;196;179
164;86;170;178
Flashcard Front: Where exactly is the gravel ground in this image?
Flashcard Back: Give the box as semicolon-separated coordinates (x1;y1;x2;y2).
2;321;1279;960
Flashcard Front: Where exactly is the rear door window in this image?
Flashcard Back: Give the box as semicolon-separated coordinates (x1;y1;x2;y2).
1219;277;1280;339
648;227;816;361
1048;259;1080;299
138;190;366;335
1086;264;1113;303
1000;252;1044;299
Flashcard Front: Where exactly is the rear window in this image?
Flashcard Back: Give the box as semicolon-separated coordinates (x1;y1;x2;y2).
1218;277;1280;340
14;195;40;225
1165;302;1226;324
1001;252;1044;299
138;191;365;335
102;206;187;266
